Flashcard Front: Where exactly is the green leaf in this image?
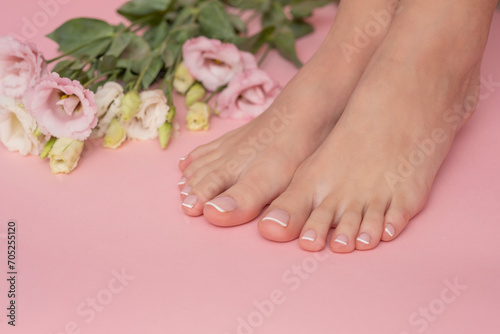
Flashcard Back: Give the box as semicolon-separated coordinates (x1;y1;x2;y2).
261;2;287;28
290;0;332;19
227;13;247;34
107;32;134;57
51;60;73;74
143;20;169;49
234;26;274;53
223;0;270;11
98;55;117;73
172;23;200;44
198;1;237;42
118;0;172;23
120;34;151;62
290;20;314;38
161;42;181;68
47;18;114;56
141;54;164;88
272;25;302;67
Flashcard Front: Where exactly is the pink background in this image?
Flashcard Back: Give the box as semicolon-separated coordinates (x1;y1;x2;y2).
1;1;500;334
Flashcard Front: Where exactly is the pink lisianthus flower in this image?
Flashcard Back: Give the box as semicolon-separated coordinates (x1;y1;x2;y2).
217;69;281;120
24;72;97;141
0;36;46;98
182;36;257;91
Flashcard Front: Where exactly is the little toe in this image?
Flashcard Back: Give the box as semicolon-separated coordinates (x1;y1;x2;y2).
382;202;412;242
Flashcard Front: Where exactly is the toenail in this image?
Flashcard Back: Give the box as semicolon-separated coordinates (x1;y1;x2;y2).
179;156;187;161
178;177;187;186
385;224;396;238
181;185;192;196
262;209;289;227
301;230;316;242
182;195;198;209
357;233;371;245
205;196;238;213
334;234;349;246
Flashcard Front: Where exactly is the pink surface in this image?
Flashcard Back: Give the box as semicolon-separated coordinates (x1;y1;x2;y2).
1;2;500;334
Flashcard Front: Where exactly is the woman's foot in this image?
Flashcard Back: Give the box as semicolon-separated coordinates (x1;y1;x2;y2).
179;0;399;226
258;0;496;252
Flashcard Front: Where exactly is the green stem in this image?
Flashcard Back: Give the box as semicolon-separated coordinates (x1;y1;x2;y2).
133;57;154;91
83;72;111;88
46;37;110;64
258;44;272;66
204;85;226;104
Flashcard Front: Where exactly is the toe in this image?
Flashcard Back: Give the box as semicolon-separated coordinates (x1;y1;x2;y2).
299;204;335;252
178;141;220;172
330;208;363;253
355;205;386;250
382;201;412;242
204;155;295;227
258;186;314;242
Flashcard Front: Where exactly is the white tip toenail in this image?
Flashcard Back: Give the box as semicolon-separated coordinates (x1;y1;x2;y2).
357;233;371;245
182;203;194;209
205;202;226;213
334;235;348;246
181;191;189;196
385;226;394;237
180;156;187;161
262;217;287;227
357;238;370;245
301;230;317;242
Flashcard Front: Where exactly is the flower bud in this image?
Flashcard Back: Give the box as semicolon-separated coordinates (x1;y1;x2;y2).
120;91;142;121
158;122;173;149
186;102;211;131
173;62;195;95
48;138;84;174
102;118;127;149
185;83;206;107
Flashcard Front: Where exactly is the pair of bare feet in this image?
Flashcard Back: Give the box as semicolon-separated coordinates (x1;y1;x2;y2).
177;0;497;252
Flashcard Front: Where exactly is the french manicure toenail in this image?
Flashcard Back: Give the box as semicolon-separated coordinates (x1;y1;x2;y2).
302;230;316;242
205;197;238;213
385;224;395;237
334;234;349;246
182;195;198;209
262;209;290;227
357;233;371;245
180;156;187;161
180;185;192;196
178;177;187;186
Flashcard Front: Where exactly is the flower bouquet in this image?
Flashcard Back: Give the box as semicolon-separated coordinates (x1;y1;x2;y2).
0;0;333;174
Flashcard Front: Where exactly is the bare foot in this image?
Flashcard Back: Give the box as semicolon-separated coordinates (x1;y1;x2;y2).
179;0;399;226
258;0;496;252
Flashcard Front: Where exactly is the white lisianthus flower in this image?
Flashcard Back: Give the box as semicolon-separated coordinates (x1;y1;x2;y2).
90;82;124;139
125;90;170;140
48;137;84;174
0;96;46;155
